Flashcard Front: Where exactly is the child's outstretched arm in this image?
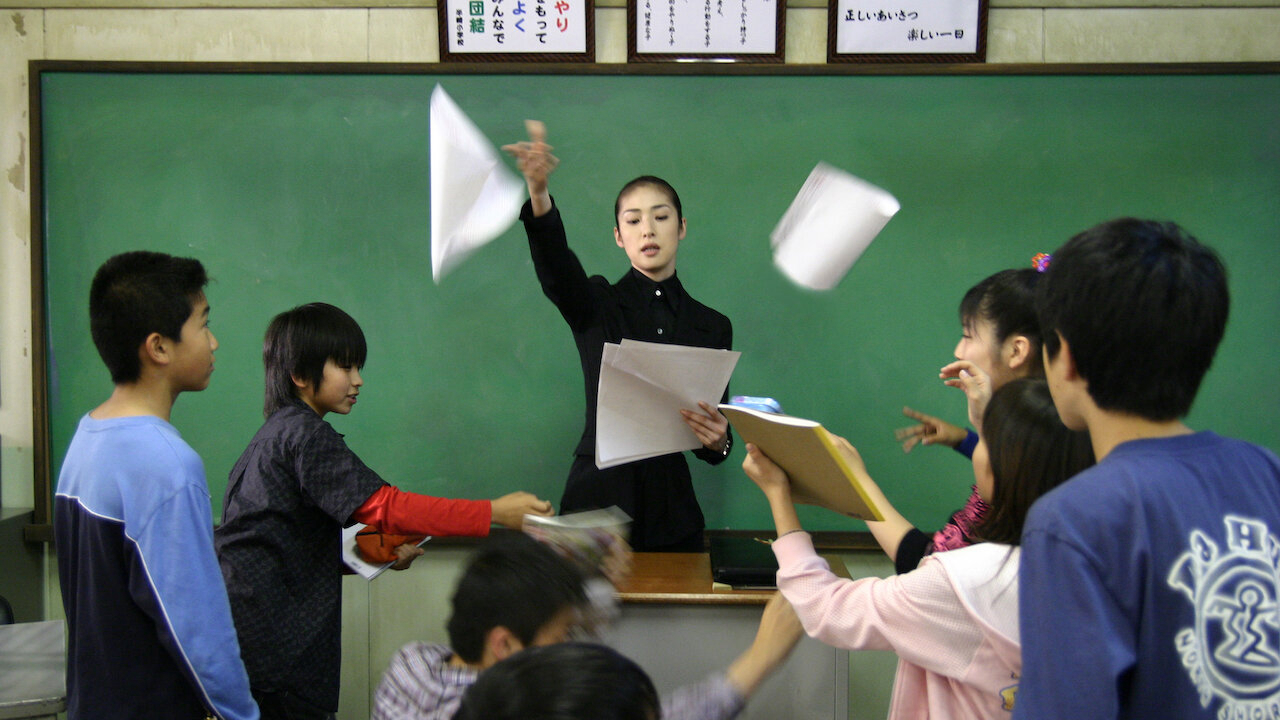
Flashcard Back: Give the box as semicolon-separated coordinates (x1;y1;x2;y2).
742;443;802;537
491;491;554;529
939;361;994;434
893;406;968;453
723;591;805;698
502;119;558;218
826;434;915;562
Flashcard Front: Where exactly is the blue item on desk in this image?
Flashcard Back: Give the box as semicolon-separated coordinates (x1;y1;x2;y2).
728;396;784;414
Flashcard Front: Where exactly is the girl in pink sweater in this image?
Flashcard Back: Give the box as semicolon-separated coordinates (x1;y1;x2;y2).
742;378;1093;720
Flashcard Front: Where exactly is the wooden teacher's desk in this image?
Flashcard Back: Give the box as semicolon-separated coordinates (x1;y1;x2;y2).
609;552;850;720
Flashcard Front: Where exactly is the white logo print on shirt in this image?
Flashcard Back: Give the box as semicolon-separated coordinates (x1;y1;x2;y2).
1168;515;1280;716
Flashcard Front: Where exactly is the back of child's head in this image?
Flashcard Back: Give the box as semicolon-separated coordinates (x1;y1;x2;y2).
1037;218;1229;420
452;642;660;720
262;302;367;417
89;250;208;384
958;267;1044;376
614;175;683;224
446;532;588;665
973;378;1095;545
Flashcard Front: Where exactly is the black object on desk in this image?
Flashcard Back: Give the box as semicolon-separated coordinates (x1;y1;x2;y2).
709;536;779;589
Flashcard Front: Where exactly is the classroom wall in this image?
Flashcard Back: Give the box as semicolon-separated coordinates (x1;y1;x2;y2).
2;3;1277;719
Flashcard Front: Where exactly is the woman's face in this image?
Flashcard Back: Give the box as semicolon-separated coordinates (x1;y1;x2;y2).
954;317;1020;390
614;184;685;282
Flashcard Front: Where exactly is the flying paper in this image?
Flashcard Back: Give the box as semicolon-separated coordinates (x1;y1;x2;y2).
429;84;525;282
770;163;900;291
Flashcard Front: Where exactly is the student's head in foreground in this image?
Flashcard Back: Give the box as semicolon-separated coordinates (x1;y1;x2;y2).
1036;218;1229;428
970;378;1095;545
89;250;215;389
447;532;588;669
955;266;1044;388
452;642;661;720
262;302;368;418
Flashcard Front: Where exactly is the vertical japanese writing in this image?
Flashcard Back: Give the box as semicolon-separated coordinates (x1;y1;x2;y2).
668;0;677;45
704;0;711;46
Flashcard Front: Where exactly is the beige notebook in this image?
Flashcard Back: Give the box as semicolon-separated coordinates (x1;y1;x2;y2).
720;404;885;522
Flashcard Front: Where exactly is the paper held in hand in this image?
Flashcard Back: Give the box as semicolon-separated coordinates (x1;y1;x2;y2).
341;523;432;580
596;340;741;469
429;84;526;283
770;162;900;291
719;404;885;521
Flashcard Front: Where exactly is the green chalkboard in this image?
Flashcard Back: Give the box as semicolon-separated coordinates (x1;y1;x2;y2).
32;63;1280;535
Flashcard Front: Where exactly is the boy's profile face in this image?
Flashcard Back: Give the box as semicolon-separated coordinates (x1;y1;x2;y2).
169;293;218;392
614;184;685;282
298;359;363;417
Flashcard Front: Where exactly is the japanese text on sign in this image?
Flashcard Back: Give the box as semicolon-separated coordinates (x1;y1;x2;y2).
447;0;587;53
833;0;978;54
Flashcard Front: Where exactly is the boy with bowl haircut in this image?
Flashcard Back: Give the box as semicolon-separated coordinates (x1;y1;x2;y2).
55;251;257;720
1016;219;1280;719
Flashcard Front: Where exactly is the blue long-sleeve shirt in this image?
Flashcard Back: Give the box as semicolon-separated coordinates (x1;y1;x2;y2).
55;414;258;720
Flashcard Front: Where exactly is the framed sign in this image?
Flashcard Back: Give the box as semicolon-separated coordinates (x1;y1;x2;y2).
828;0;986;63
438;0;594;62
628;0;784;62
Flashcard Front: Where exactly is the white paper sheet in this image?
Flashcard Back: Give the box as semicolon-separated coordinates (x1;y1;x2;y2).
429;84;526;283
770;162;900;291
595;339;741;469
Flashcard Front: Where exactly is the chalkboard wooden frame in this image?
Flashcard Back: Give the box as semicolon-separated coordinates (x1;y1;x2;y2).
26;60;1280;543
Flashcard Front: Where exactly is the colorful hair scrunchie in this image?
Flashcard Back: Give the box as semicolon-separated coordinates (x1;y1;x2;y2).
1032;253;1052;273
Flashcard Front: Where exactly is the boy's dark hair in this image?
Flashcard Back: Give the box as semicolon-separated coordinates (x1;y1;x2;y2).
1037;218;1229;420
446;533;587;664
614;175;683;225
453;642;660;720
262;302;367;417
89;251;209;384
958;268;1044;376
973;379;1095;546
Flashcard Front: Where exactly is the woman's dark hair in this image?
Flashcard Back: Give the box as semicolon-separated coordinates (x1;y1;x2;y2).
971;378;1095;546
958;268;1044;376
614;175;683;225
262;302;367;417
452;642;660;720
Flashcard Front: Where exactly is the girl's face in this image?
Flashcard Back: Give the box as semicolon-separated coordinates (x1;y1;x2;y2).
972;438;995;503
298;359;362;417
614;184;685;282
954;317;1020;390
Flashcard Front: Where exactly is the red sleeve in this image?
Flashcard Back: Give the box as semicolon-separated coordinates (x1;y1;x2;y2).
351;485;492;537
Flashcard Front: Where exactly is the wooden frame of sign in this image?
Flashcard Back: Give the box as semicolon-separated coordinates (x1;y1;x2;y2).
438;0;595;62
627;0;785;63
827;0;987;63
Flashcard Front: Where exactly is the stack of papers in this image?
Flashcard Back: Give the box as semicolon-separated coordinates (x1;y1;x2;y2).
429;84;526;283
771;162;900;291
596;340;741;469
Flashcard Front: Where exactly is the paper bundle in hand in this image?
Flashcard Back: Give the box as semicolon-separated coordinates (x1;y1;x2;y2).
596;340;741;469
770;162;900;291
429;84;525;282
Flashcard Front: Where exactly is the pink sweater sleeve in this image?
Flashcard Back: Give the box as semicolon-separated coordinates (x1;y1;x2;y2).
771;532;986;673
